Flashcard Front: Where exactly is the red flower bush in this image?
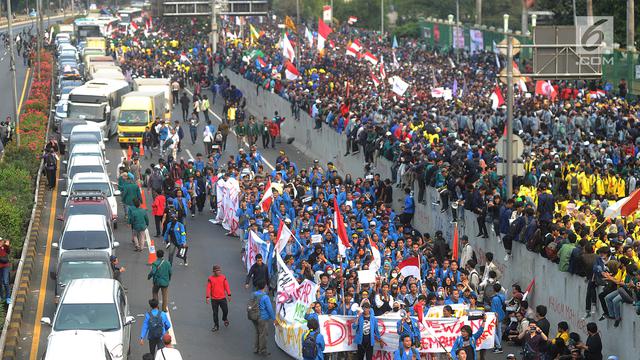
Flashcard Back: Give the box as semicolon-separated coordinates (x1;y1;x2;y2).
19;51;53;153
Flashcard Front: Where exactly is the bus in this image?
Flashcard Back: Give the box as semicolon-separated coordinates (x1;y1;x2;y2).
74;18;102;44
117;8;143;26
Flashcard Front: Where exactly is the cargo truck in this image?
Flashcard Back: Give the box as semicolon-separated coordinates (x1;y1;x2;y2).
117;91;166;145
133;78;173;113
66;79;130;139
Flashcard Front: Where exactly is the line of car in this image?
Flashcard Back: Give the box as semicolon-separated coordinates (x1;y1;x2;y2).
39;34;134;360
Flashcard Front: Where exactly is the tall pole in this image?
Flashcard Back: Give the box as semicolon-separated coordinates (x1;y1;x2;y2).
506;34;514;197
380;0;383;37
295;0;299;66
521;0;528;35
6;0;20;147
475;0;481;25
571;0;576;26
455;0;459;25
210;0;218;55
627;0;636;51
36;0;42;80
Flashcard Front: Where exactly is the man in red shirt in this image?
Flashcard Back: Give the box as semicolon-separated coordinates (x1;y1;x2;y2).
0;238;10;304
205;264;232;332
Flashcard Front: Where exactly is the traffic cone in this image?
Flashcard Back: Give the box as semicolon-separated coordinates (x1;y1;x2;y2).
139;139;145;157
145;229;157;264
127;145;133;161
138;183;147;210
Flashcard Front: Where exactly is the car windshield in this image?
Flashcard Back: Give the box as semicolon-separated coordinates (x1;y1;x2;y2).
56;102;68;114
68;165;105;179
58;261;111;285
61;230;109;250
68;104;106;122
66;203;110;218
70;182;111;196
61;122;86;138
118;110;149;125
53;303;120;331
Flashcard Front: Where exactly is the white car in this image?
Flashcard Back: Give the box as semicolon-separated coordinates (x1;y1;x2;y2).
52;214;119;262
62;172;119;222
70;124;106;149
41;279;134;360
64;143;109;167
42;330;114;360
65;155;107;193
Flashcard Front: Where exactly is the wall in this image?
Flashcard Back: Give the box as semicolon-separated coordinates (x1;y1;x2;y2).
224;70;638;359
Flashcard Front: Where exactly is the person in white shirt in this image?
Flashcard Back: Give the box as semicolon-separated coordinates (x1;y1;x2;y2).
459;235;473;269
155;333;183;360
168;129;180;160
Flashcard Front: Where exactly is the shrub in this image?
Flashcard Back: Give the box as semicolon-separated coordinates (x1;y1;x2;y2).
0;198;26;256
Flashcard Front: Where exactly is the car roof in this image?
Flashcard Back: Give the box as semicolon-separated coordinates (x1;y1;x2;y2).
71;172;109;182
68;155;105;167
62;279;118;304
69;143;102;153
59;250;110;263
64;214;108;232
45;330;108;360
71;124;102;133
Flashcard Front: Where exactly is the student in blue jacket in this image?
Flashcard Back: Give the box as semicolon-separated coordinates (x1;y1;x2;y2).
301;318;325;360
450;315;486;360
354;301;382;360
393;335;420;360
396;310;421;349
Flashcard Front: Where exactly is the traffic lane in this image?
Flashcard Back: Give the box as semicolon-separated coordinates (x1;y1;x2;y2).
103;113;291;359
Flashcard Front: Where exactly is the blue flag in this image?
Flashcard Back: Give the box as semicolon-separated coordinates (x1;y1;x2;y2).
392;35;398;49
452;79;458;98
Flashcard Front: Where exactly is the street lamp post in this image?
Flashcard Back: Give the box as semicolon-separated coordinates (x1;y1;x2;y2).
6;0;20;147
210;0;218;55
380;0;384;37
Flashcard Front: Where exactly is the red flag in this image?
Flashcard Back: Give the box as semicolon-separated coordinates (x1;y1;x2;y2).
258;179;273;213
398;257;420;279
490;85;505;110
284;61;301;80
333;198;351;257
522;278;536;301
317;18;333;51
452;222;459;260
621;189;640;217
371;72;380;87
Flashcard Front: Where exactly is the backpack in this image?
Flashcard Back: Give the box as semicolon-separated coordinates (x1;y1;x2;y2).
147;311;164;340
302;331;319;359
45;154;56;170
471;249;478;265
247;293;265;321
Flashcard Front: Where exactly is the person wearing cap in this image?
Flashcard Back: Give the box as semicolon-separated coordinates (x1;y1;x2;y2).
450;314;486;360
354;300;382;360
139;298;172;355
154;333;183;360
396;310;420;349
206;264;232;332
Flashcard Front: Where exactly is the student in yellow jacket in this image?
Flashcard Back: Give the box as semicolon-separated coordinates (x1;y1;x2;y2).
594;173;606;198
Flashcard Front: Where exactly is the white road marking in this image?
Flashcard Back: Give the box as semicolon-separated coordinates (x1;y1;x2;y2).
185;149;194;161
165;309;178;345
183;88;275;171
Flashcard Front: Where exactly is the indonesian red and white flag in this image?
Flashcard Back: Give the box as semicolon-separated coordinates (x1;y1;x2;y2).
369;240;381;272
259;179;273;213
284;61;300;80
275;222;295;256
398;257;421;279
333;198;351;257
129;21;139;31
392;50;400;69
517;78;528;93
535;80;557;100
345;39;362;57
371;72;380;87
146;17;153;30
317;18;332;51
379;55;386;79
282;33;296;61
190;17;196;26
523;278;536;301
363;51;378;66
490;85;505;110
348;16;358;25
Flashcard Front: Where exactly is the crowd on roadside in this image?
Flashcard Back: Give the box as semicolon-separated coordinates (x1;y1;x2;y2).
100;13;640;359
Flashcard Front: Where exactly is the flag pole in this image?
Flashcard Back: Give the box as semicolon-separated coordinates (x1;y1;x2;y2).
341;261;346;315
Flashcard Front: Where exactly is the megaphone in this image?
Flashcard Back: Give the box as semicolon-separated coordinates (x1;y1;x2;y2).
451;201;459;210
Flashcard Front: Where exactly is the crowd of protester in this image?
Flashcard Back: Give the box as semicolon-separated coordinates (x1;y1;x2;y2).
104;13;638;359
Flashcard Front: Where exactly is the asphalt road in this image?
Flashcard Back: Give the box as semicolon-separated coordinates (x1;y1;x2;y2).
16;78;520;359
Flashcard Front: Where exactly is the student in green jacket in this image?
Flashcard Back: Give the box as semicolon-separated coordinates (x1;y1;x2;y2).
128;198;149;252
148;250;172;312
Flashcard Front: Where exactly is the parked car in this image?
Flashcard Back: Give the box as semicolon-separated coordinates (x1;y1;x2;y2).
59;119;87;145
41;279;134;360
57;192;116;229
42;330;115;360
51;214;119;262
51;251;113;301
53;99;68;130
64;155;107;189
62;173;119;222
63;142;108;168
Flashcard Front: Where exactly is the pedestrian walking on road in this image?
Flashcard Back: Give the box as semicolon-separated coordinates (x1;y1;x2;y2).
128;198;149;252
148;250;172;312
155;334;183;360
206;264;232;332
120;173;142;219
189;114;199;145
140;298;171;356
152;190;166;237
246;254;270;291
261;117;270;149
43;148;57;190
180;92;190;121
248;279;275;356
163;213;188;266
0;238;11;303
202;95;210;123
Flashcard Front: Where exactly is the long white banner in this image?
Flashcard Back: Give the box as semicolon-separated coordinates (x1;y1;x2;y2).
214;177;239;234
